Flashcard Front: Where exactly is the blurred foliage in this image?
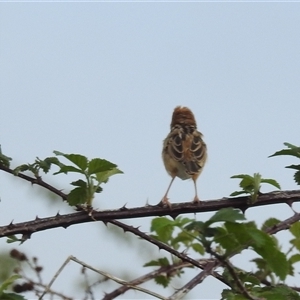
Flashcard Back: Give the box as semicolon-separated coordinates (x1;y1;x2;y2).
0;253;17;282
148;208;300;299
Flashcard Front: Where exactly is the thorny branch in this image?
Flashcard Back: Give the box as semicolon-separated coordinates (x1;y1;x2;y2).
0;189;300;238
1;162;300;299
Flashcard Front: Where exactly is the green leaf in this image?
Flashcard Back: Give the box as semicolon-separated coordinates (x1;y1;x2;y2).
6;236;23;244
285;164;300;171
151;217;174;232
261;218;281;231
229;191;248;197
290;238;300;251
239;272;261;285
67;187;87;206
70;179;87;188
221;289;248;300
294;170;300;185
214;226;241;253
53;165;82;175
231;174;254;189
269;142;300;159
254;285;300;300
260;178;281;190
34;157;56;174
224;222;255;246
0;275;21;293
154;275;171;288
54;151;88;171
174;217;194;227
88;158;116;175
144;257;170;267
290;223;300;250
290;222;300;238
13;164;30;175
250;233;289;280
150;217;175;243
0;293;27;300
172;231;194;248
289;253;300;264
95;167;123;184
252;257;271;280
0;146;12;167
184;221;206;232
191;243;205;255
208;208;246;224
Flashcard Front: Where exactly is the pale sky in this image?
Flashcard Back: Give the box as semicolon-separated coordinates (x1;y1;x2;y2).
1;2;300;299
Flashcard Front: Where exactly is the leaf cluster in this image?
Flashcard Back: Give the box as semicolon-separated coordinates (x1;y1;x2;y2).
10;150;122;207
230;173;280;204
270;142;300;185
147;208;300;299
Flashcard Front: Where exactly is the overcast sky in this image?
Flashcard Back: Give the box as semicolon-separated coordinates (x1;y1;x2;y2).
1;2;300;299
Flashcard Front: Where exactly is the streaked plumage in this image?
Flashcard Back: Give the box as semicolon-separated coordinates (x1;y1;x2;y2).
161;106;207;207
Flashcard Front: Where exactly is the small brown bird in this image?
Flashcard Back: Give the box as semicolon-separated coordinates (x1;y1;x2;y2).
161;106;207;207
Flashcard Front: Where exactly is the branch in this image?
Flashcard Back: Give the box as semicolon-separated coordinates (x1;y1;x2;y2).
167;261;218;300
108;220;226;277
0;164;67;200
0;189;300;239
207;249;259;300
102;260;212;300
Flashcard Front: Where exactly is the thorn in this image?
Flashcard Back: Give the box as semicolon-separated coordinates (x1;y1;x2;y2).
286;200;297;213
145;198;150;206
169;213;179;220
120;204;128;211
56;211;60;216
240;207;247;214
8;220;14;228
103;221;108;226
35;216;40;220
181;249;188;255
21;233;31;242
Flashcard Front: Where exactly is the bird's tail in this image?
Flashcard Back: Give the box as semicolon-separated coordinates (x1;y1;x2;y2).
185;161;201;175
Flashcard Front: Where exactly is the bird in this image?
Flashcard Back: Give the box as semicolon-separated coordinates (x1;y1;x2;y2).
161;106;207;207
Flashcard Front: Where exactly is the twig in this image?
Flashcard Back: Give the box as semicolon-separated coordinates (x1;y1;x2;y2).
168;260;218;300
103;259;217;300
0;164;67;200
207;249;259;300
40;256;167;300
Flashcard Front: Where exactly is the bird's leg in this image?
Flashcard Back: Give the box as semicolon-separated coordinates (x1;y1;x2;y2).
160;177;175;208
192;178;201;204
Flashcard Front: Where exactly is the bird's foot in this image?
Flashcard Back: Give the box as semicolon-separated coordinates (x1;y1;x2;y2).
158;196;172;209
193;195;201;204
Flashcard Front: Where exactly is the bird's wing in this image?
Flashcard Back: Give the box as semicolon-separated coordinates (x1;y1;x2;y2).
166;127;207;175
